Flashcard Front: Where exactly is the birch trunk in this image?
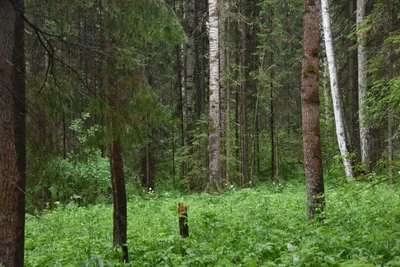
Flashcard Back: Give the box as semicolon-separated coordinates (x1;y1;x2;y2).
321;0;354;180
301;0;324;221
208;0;221;189
357;0;371;171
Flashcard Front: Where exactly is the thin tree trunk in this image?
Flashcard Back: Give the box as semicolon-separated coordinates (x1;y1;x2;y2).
275;131;280;186
225;5;231;184
388;114;394;183
357;0;371;172
184;0;195;149
251;75;260;186
238;0;247;186
321;0;354;180
208;0;221;189
348;0;360;163
0;1;26;266
172;123;176;187
219;0;226;184
301;0;324;221
270;53;275;182
269;4;275;182
323;56;330;126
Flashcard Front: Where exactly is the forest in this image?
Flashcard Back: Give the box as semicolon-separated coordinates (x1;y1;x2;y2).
0;0;400;266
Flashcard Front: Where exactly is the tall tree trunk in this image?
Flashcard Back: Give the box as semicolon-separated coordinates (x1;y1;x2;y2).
270;53;275;182
357;0;371;172
184;0;195;149
348;0;360;163
238;0;247;186
105;44;128;262
0;0;26;266
142;113;154;191
388;114;394;183
208;0;221;189
301;0;324;220
109;137;128;262
275;131;280;186
225;5;231;184
323;56;330;126
269;4;275;182
219;0;226;184
321;0;354;180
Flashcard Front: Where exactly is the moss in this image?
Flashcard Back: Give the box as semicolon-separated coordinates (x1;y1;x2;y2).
305;64;317;73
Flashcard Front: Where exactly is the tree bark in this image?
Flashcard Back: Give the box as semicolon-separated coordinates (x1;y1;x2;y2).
219;0;227;184
110;137;128;262
348;0;360;163
357;0;371;172
321;0;354;180
105;43;128;262
0;0;26;266
238;0;247;186
184;0;195;149
301;0;324;220
208;0;221;189
323;56;330;126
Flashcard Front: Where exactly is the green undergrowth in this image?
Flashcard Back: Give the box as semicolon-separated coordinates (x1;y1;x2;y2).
25;181;400;266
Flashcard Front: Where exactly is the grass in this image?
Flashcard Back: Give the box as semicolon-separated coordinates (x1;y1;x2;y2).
25;181;400;266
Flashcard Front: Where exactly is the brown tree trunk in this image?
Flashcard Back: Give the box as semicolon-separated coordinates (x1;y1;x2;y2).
238;0;247;186
142;113;154;191
270;53;275;182
0;0;26;266
110;138;128;262
348;0;360;164
105;42;128;262
301;0;324;220
184;0;195;154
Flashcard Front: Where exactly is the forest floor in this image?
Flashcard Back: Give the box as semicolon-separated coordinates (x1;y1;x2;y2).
25;181;400;266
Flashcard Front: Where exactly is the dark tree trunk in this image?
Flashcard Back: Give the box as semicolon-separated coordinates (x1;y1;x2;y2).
0;0;26;266
105;42;128;262
110;138;128;262
141;113;155;191
237;1;248;186
301;0;324;221
348;0;360;164
270;53;275;182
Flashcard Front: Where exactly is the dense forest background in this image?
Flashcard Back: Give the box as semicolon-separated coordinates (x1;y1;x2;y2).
22;0;399;207
1;0;400;265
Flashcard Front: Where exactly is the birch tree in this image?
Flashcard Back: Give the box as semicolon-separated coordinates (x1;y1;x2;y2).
321;0;354;180
208;0;221;189
357;0;370;171
301;0;324;220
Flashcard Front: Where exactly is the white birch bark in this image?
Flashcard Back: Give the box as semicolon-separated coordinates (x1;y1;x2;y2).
321;0;354;180
357;0;370;170
208;0;221;187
